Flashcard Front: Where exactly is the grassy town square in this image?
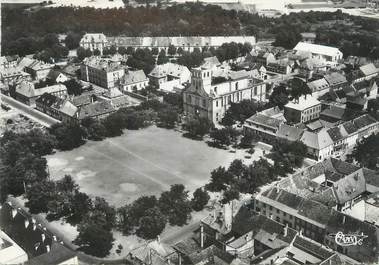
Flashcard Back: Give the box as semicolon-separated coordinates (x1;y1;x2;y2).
46;126;257;206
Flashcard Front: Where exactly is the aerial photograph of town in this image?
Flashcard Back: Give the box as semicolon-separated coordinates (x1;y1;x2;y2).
0;0;378;264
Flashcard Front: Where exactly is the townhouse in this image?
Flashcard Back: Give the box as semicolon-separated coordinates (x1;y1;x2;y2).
293;42;343;67
149;62;191;93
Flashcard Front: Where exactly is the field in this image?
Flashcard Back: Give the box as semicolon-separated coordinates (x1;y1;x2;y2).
46;126;263;207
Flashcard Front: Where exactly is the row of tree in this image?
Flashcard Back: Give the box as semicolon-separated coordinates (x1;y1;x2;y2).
205;140;307;202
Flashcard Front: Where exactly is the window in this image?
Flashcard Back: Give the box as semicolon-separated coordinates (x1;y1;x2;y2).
254;87;258;96
187;95;192;103
276;209;280;214
221;98;224;107
216;100;218;107
214;87;217;94
202;99;206;107
235;82;239;90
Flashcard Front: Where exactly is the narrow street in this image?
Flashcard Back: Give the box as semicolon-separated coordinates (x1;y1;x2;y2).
1;95;60;128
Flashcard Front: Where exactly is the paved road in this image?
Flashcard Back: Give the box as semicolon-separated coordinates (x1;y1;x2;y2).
1;95;60;128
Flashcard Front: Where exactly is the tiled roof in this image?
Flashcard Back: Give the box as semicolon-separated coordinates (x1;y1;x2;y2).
292;236;334;260
307;78;329;92
327;127;344;142
324;72;347;87
149;63;189;79
77;101;115;120
173;237;201;256
300;130;333;150
342;121;358;134
276;124;304;142
320;106;345;121
26;243;76;265
16;82;67;98
122;70;148;85
332;169;366;204
60;101;78;117
83;56;124;72
35;93;65;109
247;114;282;130
353;114;377;129
298;199;332;225
359;63;378;77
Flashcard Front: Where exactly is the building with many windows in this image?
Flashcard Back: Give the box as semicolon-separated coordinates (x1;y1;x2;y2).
284;95;321;124
81;56;125;89
79;33;108;55
183;66;266;124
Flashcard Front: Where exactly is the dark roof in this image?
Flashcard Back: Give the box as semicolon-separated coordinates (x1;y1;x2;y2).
324;72;347;86
35;93;64;109
263;188;303;210
353;114;377;130
342;121;358;134
277;124;304;142
247;114;282;130
26;243;76;265
77;101;115;120
173;237;201;256
320;106;345;121
327;127;344;142
298;199;331;225
188;245;234;264
292;236;333;260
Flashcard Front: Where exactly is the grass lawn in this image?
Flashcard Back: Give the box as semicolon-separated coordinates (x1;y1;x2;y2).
46;126;263;207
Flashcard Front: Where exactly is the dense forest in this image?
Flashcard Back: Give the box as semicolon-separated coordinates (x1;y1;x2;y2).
2;3;379;59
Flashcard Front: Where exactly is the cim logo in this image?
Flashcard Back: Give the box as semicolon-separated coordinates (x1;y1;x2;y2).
329;231;368;247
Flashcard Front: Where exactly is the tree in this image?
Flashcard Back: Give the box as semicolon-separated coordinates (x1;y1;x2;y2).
210;128;231;147
185;117;212;139
63;79;82;95
273;27;302;49
289;78;311;100
351;133;379;169
221;99;260;125
136;207;166;239
93;49;101;56
102;112;125;137
269;84;289;110
50;123;86;150
191;188;210;211
158;107;178;128
205;166;233;192
77;47;92;61
168;45;177;56
74;222;114;257
157;49;169;65
151;47;159;55
43;33;59;48
118;46;127;55
90;197;116;231
159;184;192;226
221;185;240;204
65;32;82;50
25;180;56;214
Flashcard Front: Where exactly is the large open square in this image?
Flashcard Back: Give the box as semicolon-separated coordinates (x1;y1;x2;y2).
46;126;260;207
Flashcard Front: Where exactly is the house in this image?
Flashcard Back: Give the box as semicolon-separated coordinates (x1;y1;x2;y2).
266;58;295;75
107;35;256;53
0;230;28;265
353;63;379;83
324;72;348;89
81;56;125;89
276;123;304;142
300;129;334;160
254;51;276;66
300;32;316;44
35;93;66;120
126;238;174;265
284;95;321;124
79;33;108;55
15;81;67;106
244;113;283;143
22;59;55;81
120;70;149;92
46;70;69;83
0;67;31;86
26;243;78;265
293;42;343;67
98;87;132;109
183;66;266;124
76;100;116;121
149;63;191;93
307;78;330;98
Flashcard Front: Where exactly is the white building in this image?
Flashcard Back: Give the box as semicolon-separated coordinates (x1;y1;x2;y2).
79;33;108;55
149;63;191;93
183;66;266;124
0;230;28;265
120;70;149;92
294;42;343;67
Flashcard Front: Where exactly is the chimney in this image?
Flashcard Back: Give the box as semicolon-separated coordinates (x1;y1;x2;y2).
11;208;17;218
41;233;46;242
283;224;288;237
342;215;346;224
46;245;50;253
157;235;160;243
53;236;57;241
24;219;29;229
200;224;204;249
299;229;303;237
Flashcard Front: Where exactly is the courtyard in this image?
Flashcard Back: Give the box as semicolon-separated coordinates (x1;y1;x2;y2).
46;126;265;207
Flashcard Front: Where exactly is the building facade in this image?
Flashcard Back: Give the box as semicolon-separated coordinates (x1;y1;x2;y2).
183;66;266;124
284;95;321;124
79;33;108;55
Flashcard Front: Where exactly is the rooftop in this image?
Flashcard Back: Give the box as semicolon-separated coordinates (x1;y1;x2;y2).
122;70;148;85
285;95;320;111
294;42;342;57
